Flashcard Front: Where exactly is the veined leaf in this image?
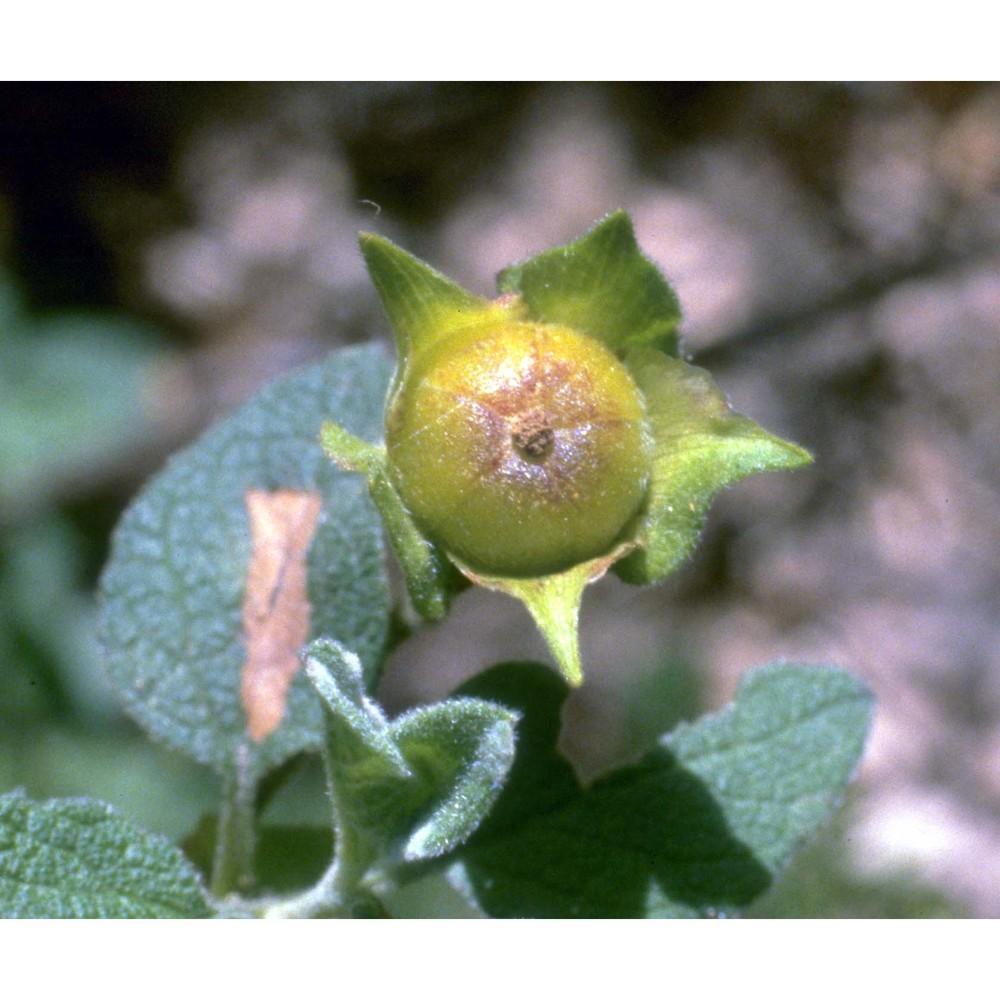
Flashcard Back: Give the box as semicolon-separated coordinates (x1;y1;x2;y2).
449;661;872;918
99;344;392;777
0;792;212;918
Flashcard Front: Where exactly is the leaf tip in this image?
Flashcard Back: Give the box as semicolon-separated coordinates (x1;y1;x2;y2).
357;230;396;271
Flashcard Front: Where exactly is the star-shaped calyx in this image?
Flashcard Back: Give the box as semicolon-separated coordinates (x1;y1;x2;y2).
322;212;811;684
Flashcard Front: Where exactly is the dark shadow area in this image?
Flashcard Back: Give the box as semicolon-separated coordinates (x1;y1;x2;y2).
461;745;772;918
452;662;770;918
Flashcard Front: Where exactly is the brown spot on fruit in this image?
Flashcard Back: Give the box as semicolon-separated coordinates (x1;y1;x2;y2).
510;407;555;461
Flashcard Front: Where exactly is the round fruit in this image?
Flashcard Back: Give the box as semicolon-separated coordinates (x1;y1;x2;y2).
386;318;651;578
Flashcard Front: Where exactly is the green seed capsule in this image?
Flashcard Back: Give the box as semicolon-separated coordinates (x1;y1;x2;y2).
386;316;652;578
322;218;812;684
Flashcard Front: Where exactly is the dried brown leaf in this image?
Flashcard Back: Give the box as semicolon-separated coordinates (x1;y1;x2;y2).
241;489;323;742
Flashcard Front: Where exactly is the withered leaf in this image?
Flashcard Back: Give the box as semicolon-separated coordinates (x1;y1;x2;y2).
242;489;323;742
99;343;392;775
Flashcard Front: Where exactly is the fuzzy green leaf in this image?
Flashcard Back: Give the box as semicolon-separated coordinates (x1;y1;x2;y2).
393;697;518;861
305;639;412;841
497;210;682;356
616;349;813;585
448;660;872;918
99;344;392;778
0;792;212;918
305;640;518;861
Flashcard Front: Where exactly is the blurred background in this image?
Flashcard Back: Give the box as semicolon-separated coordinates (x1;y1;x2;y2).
1;81;998;917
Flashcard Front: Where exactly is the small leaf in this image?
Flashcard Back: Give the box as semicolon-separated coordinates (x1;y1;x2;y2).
241;489;323;742
394;698;518;861
448;663;578;837
449;660;872;918
305;639;413;841
99;344;392;778
616;349;813;585
497;210;682;356
0;792;212;918
304;640;518;861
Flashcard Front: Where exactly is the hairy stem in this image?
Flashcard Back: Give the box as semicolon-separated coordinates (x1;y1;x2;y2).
210;742;257;898
260;746;384;918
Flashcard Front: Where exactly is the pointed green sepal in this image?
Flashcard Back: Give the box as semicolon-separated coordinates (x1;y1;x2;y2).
456;543;633;686
616;349;813;586
321;421;456;620
498;209;682;356
360;232;503;370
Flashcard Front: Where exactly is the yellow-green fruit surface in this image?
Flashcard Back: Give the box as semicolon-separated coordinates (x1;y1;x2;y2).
386;318;652;578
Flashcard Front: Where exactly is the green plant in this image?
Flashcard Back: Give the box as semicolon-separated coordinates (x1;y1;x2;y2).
0;213;872;918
